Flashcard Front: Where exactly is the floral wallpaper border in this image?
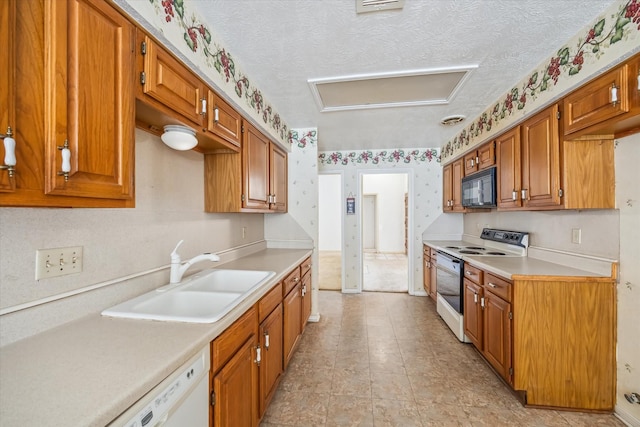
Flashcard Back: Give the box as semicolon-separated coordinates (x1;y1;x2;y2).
289;129;318;148
134;0;290;144
441;0;640;162
319;148;439;167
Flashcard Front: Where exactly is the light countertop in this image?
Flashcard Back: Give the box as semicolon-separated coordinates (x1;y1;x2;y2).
423;240;612;280
0;248;311;426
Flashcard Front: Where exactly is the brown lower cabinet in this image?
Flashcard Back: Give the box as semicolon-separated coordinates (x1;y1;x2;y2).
463;263;616;411
210;257;312;426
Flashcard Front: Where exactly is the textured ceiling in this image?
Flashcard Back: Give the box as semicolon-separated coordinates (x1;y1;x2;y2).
192;0;615;151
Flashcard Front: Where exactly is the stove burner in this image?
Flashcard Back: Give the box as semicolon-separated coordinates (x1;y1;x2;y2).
458;250;482;254
465;246;485;250
445;246;461;249
485;252;506;255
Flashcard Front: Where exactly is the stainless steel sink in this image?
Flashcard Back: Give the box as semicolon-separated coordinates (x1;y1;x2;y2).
102;269;275;323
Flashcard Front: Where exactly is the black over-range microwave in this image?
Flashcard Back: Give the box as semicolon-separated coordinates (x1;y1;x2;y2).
461;167;497;208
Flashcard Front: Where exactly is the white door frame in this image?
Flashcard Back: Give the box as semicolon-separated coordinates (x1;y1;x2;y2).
357;170;414;294
318;171;346;293
362;194;378;252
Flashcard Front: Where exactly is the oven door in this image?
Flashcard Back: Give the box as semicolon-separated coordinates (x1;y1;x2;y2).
436;253;463;314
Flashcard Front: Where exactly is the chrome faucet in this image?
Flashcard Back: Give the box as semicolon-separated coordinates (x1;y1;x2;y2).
169;240;220;284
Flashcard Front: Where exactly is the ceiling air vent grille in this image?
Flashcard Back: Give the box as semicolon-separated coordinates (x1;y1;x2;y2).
356;0;405;14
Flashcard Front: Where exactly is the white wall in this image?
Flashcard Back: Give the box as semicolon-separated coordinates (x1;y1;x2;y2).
318;174;342;251
362;173;407;253
0;130;265;345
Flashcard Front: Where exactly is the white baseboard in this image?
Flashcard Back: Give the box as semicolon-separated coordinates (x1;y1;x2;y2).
615;405;640;427
307;313;321;323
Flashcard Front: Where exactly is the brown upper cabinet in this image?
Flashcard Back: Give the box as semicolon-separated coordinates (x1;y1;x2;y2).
204;122;287;213
1;0;135;208
0;0;15;193
497;105;561;209
205;90;242;149
442;158;465;212
563;53;640;138
463;141;495;175
135;30;241;153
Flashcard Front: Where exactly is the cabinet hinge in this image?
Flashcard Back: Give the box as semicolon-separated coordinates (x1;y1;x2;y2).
210;391;215;406
140;41;147;55
509;367;514;376
558;188;564;197
241;194;245;202
241;124;245;133
508;312;513;320
140;72;146;85
556;111;561;120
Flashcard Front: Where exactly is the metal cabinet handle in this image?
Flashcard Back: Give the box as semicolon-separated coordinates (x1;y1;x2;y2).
474;293;478;303
214;107;219;122
488;282;497;288
521;189;528;200
480;297;485;308
264;331;270;350
466;270;474;276
512;190;517;201
255;346;261;366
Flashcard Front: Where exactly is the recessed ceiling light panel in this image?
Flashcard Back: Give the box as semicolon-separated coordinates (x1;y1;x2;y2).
308;66;477;112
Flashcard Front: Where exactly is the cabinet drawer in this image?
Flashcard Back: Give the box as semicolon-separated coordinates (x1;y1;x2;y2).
259;282;283;323
463;264;483;285
211;305;257;373
300;256;312;278
484;273;512;302
283;267;301;296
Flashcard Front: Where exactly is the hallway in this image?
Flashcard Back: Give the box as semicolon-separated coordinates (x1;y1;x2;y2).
260;291;624;426
319;251;408;292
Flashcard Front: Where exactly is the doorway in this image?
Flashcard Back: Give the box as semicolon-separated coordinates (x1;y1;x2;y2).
361;172;409;293
318;173;343;290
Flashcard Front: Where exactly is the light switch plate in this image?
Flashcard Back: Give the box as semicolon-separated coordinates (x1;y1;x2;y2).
35;246;83;280
571;228;582;244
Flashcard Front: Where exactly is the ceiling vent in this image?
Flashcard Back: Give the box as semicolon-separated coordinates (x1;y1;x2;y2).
356;0;405;14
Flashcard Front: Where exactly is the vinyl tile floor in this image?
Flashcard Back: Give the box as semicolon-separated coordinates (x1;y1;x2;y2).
260;291;625;427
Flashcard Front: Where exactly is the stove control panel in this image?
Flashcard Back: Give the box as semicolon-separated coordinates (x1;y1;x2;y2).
481;228;529;248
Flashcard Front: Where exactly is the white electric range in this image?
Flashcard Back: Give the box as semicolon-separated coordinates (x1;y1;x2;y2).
434;228;529;342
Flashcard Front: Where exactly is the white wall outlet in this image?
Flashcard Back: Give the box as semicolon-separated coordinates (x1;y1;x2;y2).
35;246;83;280
571;228;582;244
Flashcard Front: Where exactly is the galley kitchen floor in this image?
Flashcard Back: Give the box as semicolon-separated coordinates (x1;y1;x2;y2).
260;291;625;427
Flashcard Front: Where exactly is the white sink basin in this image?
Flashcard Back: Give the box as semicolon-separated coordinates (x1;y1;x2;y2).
102;269;275;323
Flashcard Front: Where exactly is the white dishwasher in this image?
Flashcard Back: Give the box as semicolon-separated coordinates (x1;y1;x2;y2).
109;346;210;427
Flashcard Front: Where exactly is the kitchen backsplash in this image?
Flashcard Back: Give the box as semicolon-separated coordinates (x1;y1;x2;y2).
0;130;265;345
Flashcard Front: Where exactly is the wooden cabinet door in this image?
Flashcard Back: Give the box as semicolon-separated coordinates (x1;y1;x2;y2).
44;0;134;200
442;163;452;211
259;304;283;418
206;90;241;149
243;122;270;210
463;151;479;175
283;284;302;369
140;34;204;127
269;143;287;212
477;142;496;170
483;292;512;384
521;104;561;208
463;279;483;349
301;271;312;332
495;127;521;209
451;158;465;211
0;0;15;192
423;249;430;294
563;64;630;135
212;336;259;427
429;255;437;301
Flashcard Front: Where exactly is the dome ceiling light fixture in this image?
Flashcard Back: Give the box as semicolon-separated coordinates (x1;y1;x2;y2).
440;115;466;126
161;125;198;151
